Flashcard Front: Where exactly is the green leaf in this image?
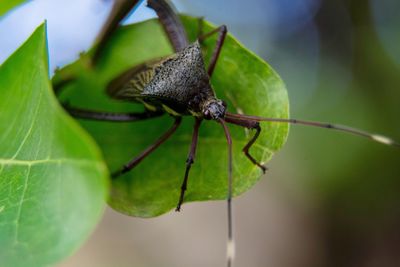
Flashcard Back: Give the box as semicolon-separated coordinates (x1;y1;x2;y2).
0;24;109;266
53;16;289;217
0;0;29;17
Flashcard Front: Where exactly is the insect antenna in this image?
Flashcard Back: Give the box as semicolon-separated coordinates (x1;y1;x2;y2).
147;0;188;52
218;118;235;267
93;0;142;64
225;112;400;148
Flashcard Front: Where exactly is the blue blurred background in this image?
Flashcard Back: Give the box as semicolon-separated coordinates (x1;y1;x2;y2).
1;0;399;266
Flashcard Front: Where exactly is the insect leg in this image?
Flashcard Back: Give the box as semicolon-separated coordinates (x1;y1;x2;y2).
176;118;202;211
112;117;182;178
224;116;267;173
93;0;142;64
63;105;164;122
198;25;228;77
54;0;142;93
147;0;189;52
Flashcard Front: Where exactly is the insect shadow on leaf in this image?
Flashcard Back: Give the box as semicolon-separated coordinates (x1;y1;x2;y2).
54;0;400;266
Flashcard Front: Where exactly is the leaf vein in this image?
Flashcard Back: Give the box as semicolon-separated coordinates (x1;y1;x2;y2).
14;165;31;244
0;158;102;167
10;73;43;159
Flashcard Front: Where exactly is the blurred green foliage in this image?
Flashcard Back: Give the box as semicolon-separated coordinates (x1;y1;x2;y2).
275;0;400;265
0;0;29;17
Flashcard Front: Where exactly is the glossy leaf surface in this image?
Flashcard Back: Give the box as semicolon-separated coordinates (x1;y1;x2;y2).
0;24;109;266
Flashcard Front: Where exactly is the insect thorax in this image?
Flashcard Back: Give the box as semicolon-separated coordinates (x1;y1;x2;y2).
107;41;224;118
141;42;217;115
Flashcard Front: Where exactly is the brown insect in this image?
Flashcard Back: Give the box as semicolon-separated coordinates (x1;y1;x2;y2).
56;1;399;266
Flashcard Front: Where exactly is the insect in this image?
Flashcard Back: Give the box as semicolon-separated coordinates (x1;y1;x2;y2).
55;0;399;266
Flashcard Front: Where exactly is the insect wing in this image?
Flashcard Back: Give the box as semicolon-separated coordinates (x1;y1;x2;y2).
107;58;166;101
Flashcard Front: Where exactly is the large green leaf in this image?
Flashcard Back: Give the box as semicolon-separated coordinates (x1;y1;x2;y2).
0;0;29;17
0;24;109;266
54;16;289;217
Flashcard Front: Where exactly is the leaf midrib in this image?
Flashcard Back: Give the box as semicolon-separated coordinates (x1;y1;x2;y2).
0;158;103;167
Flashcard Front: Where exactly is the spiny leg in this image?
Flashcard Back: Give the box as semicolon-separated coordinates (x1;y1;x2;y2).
176;118;202;211
198;25;228;77
224;116;267;173
112;117;182;178
63;104;164;122
242;123;267;173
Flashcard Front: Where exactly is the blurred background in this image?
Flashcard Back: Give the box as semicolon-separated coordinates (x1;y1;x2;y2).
1;0;399;266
